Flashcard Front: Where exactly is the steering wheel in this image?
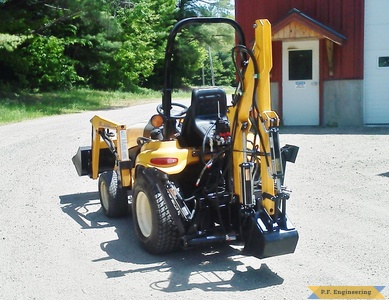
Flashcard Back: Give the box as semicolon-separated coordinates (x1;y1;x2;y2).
156;102;188;119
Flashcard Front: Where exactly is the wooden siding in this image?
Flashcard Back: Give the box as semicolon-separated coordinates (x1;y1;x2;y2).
273;21;323;40
235;0;364;82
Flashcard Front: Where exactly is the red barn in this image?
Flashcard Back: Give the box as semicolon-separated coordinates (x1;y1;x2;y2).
235;0;389;126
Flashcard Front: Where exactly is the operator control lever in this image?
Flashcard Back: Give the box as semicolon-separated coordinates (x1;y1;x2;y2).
214;117;231;146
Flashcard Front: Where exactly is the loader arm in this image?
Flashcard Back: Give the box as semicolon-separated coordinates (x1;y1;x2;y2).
90;116;131;187
231;20;280;215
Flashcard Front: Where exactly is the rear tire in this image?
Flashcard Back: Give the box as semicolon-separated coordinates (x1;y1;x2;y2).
132;171;180;254
98;170;129;218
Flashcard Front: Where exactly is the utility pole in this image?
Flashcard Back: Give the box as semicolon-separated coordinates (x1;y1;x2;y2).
208;46;215;86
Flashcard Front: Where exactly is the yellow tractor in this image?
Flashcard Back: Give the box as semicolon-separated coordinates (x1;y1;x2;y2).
73;17;299;259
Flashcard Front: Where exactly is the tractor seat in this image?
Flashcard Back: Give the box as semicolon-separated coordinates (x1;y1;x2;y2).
179;87;228;148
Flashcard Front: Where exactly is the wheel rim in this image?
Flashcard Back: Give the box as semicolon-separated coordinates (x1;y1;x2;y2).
100;180;109;210
136;191;153;238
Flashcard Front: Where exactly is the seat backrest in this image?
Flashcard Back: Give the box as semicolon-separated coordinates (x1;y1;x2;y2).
179;87;228;147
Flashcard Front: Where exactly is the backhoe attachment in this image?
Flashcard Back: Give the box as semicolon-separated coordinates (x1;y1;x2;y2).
231;19;299;259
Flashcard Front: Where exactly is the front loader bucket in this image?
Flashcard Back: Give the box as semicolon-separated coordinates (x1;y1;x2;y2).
72;146;92;176
72;146;115;177
243;212;299;259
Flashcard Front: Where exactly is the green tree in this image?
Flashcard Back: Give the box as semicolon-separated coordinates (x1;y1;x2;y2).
0;0;234;91
177;0;233;18
0;0;86;90
0;0;177;91
193;49;235;86
20;36;82;90
110;0;176;90
170;0;236;89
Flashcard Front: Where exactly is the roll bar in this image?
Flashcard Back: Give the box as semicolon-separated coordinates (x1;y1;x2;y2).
161;17;247;138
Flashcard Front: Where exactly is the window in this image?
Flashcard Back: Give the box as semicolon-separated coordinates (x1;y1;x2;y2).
378;56;389;68
289;50;313;80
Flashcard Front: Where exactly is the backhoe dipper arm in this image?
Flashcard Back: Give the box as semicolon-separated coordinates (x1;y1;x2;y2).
232;20;281;216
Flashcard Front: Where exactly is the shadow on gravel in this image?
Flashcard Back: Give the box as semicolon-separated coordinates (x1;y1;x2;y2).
60;191;113;229
103;228;284;292
280;126;389;135
60;191;284;292
378;171;389;178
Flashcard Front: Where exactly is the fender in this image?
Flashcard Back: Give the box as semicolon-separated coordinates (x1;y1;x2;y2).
136;140;199;175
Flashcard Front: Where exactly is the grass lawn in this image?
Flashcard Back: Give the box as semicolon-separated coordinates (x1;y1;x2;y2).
0;88;191;125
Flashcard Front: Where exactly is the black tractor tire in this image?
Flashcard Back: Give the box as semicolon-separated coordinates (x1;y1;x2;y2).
98;170;129;218
132;171;180;254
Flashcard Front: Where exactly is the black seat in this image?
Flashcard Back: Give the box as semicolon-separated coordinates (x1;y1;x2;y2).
179;87;228;147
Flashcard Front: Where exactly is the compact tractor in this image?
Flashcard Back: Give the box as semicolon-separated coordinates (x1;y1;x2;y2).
73;17;299;259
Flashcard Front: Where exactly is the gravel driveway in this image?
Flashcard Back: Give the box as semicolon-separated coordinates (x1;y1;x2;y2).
0;102;388;299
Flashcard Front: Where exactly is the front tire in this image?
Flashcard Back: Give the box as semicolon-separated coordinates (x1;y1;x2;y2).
132;171;180;254
98;170;129;218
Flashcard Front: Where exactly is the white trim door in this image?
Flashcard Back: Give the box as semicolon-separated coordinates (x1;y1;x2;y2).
282;40;320;125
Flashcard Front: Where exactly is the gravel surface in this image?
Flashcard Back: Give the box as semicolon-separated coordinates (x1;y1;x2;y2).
0;102;388;299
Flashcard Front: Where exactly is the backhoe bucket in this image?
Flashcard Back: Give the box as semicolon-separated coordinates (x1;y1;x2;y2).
243;212;299;259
